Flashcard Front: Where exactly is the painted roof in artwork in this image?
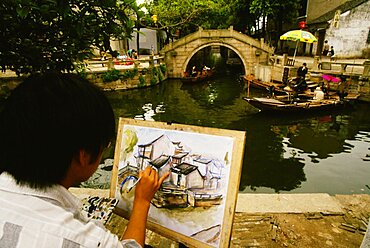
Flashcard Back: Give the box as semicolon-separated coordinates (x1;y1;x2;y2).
171;162;198;175
150;155;170;168
194;157;212;164
172;152;189;159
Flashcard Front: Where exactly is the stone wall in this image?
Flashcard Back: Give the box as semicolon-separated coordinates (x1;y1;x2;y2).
325;1;370;58
0;64;167;100
90;65;167;91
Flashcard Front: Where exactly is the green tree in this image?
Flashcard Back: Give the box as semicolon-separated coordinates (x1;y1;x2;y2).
223;0;256;34
143;0;222;38
249;0;300;45
0;0;135;75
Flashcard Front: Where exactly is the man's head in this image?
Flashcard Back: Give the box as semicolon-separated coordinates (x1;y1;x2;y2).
0;72;115;189
303;63;307;67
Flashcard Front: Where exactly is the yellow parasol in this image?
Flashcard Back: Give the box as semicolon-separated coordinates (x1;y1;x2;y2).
280;30;318;62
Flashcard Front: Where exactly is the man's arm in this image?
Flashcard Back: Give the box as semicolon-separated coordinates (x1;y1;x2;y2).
121;167;169;247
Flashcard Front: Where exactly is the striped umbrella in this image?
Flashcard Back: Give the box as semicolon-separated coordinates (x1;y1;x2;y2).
280;30;318;62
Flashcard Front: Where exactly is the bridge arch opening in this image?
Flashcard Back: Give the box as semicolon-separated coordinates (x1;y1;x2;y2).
183;43;247;76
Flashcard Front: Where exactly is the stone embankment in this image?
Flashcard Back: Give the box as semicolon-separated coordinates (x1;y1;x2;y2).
0;56;167;99
70;188;370;247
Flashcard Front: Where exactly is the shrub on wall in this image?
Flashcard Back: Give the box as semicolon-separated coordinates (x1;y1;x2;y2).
150;77;157;86
158;71;163;82
102;69;120;82
122;68;138;79
152;67;158;76
139;75;146;87
159;64;166;74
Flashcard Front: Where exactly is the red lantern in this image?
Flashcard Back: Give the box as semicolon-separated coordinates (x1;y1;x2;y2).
299;21;306;29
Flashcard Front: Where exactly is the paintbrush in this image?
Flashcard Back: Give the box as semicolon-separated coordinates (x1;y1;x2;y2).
125;177;141;193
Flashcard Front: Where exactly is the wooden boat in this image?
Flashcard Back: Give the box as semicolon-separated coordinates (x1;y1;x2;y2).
242;75;319;96
181;69;214;83
243;97;349;113
243;74;284;91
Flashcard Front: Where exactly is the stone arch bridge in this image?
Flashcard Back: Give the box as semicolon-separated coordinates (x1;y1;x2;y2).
161;27;275;78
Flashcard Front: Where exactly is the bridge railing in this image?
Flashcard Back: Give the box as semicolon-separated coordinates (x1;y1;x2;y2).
84;56;165;72
161;27;274;54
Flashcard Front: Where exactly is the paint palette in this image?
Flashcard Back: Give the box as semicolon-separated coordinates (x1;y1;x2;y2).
81;196;118;224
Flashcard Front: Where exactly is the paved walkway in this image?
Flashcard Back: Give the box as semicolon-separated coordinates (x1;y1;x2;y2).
236;193;344;214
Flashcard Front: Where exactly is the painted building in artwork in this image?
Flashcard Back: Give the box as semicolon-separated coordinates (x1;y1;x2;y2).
149;155;172;183
135;134;224;188
193;157;225;190
133;133;227;208
307;0;370;58
136;134;176;169
171;163;204;189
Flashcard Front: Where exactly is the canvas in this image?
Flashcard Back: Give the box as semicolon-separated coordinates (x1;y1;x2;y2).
110;118;245;247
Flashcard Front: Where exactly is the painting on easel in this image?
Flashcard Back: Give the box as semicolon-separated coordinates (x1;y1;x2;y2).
110;118;245;247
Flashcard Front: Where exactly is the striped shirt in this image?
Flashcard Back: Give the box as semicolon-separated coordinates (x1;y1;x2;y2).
0;173;140;248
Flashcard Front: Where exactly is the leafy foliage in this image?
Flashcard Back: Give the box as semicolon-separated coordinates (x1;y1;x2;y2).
143;0;227;37
159;64;166;74
102;69;121;82
138;75;146;87
249;0;300;44
0;0;135;75
102;68;138;82
143;0;302;44
121;68;138;79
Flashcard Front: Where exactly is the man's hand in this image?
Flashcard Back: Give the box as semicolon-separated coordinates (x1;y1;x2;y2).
134;166;169;205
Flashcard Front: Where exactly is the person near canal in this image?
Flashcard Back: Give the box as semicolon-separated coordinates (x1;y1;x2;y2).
329;46;336;61
322;40;329;56
0;72;168;248
294;63;308;93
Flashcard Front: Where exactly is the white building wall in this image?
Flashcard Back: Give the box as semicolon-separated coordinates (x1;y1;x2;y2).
325;1;370;58
128;28;160;54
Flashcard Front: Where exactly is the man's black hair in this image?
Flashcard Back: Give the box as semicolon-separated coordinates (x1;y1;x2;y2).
0;72;115;188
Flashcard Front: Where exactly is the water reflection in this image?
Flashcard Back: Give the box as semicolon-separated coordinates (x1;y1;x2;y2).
104;75;370;195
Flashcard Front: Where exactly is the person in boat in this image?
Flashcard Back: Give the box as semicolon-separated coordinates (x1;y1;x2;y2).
0;72;168;248
297;63;308;79
267;85;275;98
293;77;307;94
293;62;308;94
191;65;198;77
313;86;325;101
201;65;211;77
336;75;349;101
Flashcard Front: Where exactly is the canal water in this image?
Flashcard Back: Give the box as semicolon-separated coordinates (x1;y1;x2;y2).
103;72;370;195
